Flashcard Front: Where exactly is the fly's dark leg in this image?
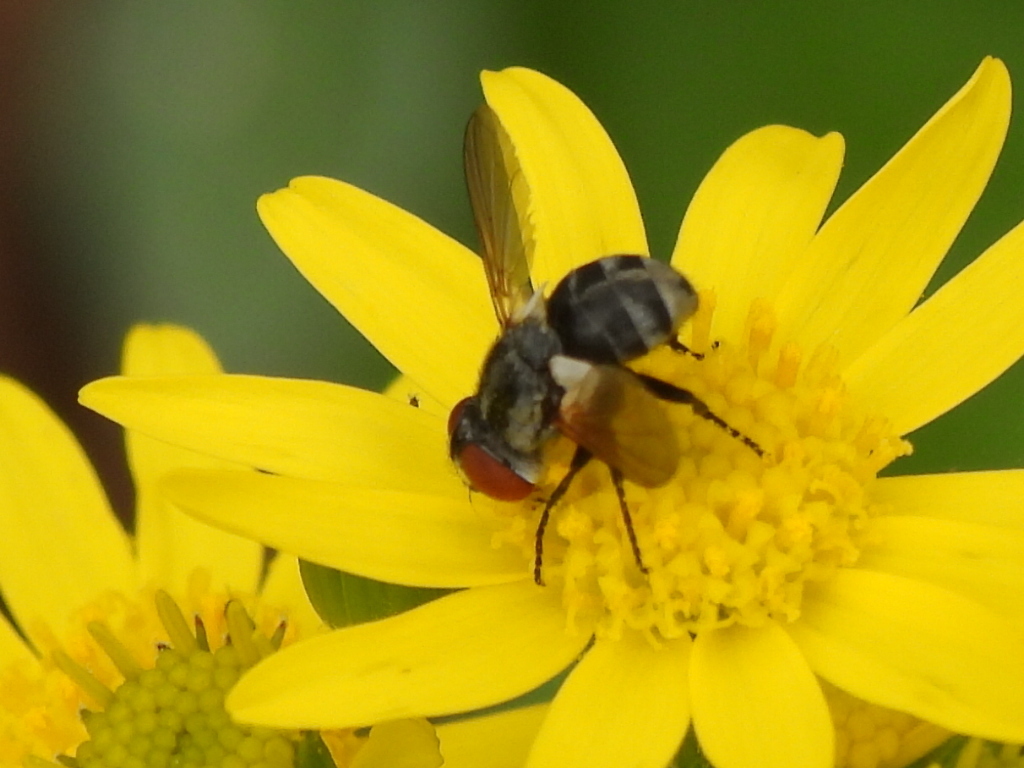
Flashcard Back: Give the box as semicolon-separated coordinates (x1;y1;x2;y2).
637;373;765;458
610;467;648;575
668;338;704;360
535;446;593;586
669;338;722;359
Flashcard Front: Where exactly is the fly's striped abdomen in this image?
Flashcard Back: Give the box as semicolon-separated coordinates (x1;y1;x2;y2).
547;255;698;365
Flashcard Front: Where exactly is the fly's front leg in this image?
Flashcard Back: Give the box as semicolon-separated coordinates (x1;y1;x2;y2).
534;446;593;585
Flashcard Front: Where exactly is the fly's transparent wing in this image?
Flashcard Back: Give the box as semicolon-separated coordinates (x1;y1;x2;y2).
551;357;680;488
464;104;534;326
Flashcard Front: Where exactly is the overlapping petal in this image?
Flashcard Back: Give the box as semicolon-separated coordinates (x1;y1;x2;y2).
775;57;1011;363
873;471;1024;529
527;633;690;768
789;569;1024;741
259;554;323;637
163;469;523;587
0;377;133;643
258;176;495;407
690;624;832;768
856;516;1024;629
123;325;262;595
436;705;547;768
482;68;648;286
671;125;844;344
80;374;460;495
227;583;588;728
845;216;1024;435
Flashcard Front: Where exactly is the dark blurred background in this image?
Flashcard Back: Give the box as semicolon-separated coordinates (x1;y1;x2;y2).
2;3;1023;520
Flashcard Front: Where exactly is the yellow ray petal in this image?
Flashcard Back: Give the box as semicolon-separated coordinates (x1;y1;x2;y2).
0;612;33;666
481;67;647;286
164;469;525;588
873;471;1024;529
80;374;461;496
671;126;844;344
383;374;448;420
690;623;832;768
435;705;548;768
227;582;589;728
351;719;442;768
789;568;1024;741
858;516;1024;630
0;377;133;642
775;57;1011;363
259;554;324;638
527;633;690;768
845;216;1024;435
122;325;262;596
257;175;496;407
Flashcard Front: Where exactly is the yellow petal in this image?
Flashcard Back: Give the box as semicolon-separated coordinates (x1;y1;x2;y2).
435;705;548;768
671;126;844;344
789;568;1024;741
120;323;221;377
383;374;448;420
257;175;496;407
690;623;832;768
481;68;647;286
351;719;442;768
858;515;1024;630
122;325;262;596
227;582;589;728
0;377;133;641
259;553;324;638
873;471;1024;529
775;57;1011;363
845;216;1024;435
80;374;461;495
164;469;525;588
527;633;690;768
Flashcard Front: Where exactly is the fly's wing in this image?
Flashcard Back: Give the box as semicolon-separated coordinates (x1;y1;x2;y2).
464;104;534;326
550;356;679;488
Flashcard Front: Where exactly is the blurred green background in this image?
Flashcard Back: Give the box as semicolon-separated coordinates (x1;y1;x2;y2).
2;3;1023;513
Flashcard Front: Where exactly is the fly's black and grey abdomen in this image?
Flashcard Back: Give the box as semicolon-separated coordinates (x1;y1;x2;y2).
547;255;698;365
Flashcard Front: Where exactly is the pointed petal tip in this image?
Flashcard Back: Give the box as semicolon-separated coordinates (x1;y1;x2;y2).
78;376;121;411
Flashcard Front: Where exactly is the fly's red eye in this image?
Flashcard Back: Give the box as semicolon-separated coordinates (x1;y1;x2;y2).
448;397;471;437
455;443;534;501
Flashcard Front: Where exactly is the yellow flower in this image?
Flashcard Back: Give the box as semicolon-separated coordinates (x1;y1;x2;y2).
80;59;1024;768
0;325;451;768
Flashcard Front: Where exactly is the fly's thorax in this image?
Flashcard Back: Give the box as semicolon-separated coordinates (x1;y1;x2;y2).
477;318;563;455
547;255;698;365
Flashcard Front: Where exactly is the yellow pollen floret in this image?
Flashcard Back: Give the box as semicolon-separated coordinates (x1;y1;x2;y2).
512;300;911;639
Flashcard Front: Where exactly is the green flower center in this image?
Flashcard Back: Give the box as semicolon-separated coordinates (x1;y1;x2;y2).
499;295;912;640
42;592;296;768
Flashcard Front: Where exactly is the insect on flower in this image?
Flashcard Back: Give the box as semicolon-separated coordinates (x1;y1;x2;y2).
448;105;763;585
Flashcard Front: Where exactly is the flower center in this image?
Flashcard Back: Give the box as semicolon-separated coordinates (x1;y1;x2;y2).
1;573;305;768
40;590;297;768
500;294;912;640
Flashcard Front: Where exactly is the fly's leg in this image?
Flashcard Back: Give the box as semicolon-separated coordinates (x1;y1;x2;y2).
637;373;765;458
535;446;592;586
668;338;704;360
669;337;723;360
609;466;648;575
